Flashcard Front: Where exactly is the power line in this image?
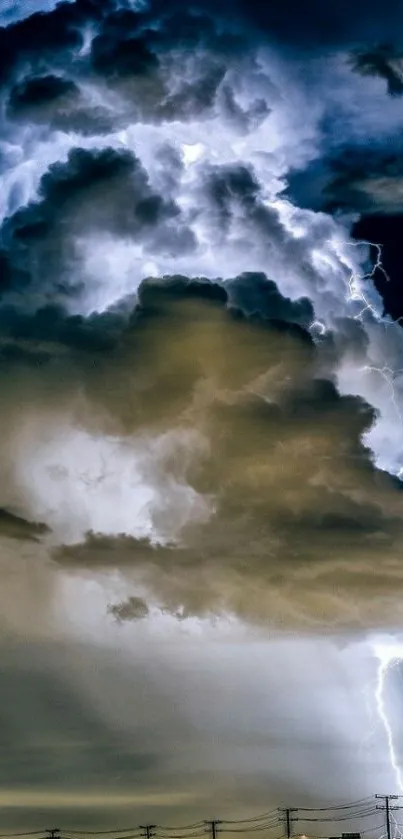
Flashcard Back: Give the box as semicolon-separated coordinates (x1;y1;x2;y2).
157;832;206;836
221;812;279;826
156;834;206;838
298;801;375;813
0;833;45;837
25;797;399;839
222;819;280;831
223;828;279;833
140;826;156;839
278;810;298;839
376;795;403;839
204;821;222;839
298;815;378;823
59;830;143;839
64;831;143;836
157;826;205;833
298;832;384;839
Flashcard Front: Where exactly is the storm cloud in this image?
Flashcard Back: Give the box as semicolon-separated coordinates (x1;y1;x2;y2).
0;273;398;632
3;0;403;824
1;0;403;636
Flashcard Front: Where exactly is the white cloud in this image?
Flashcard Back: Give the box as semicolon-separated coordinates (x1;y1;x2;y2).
8;421;211;544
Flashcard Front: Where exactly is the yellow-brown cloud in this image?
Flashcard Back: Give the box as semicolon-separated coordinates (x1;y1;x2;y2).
29;276;403;631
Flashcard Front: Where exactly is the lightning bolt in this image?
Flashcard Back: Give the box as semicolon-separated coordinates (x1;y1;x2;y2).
308;319;327;337
309;237;389;337
311;234;403;810
360;365;403;424
390;811;403;839
373;641;403;794
309;211;403;839
342;239;391;322
313;237;403;479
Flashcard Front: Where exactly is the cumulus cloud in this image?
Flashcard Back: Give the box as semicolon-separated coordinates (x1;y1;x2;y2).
1;0;403;642
0;274;395;631
0;145;194;314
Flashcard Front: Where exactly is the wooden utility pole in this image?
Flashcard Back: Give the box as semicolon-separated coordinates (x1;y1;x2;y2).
376;793;402;839
279;808;298;838
205;820;221;839
140;825;156;839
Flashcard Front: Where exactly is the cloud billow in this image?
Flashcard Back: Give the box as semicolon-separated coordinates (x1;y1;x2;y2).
0;273;395;632
1;0;403;640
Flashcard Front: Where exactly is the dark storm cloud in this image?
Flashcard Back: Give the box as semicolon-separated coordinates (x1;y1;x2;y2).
0;0;402;635
1;0;399;143
284;142;403;323
108;595;149;621
3;0;403;823
0;1;252;132
0;2;83;86
136;0;403;53
0;271;383;634
5;74;115;135
0;146;328;323
227;273;314;325
285;144;403;217
0;275;381;630
85;7;248;126
0;271;310;360
320;148;403;214
0;0;402;638
204;164;261;232
0;509;48;541
226;0;403;51
0;146;193;310
350;44;403;96
90;28;158;79
198;161;327;280
8;74;78;109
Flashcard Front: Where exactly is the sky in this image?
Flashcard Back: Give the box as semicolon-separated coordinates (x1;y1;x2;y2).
3;0;403;833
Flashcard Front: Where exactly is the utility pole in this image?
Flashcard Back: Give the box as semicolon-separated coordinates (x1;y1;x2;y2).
140;826;156;839
205;820;221;839
278;808;298;839
376;794;402;839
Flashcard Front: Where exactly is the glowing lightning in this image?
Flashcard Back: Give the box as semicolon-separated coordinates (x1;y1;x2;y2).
327;237;403;479
318;216;403;817
360;365;403;423
328;239;403;797
308;319;327;337
373;642;403;793
342;238;391;321
309;237;389;337
390;811;403;839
